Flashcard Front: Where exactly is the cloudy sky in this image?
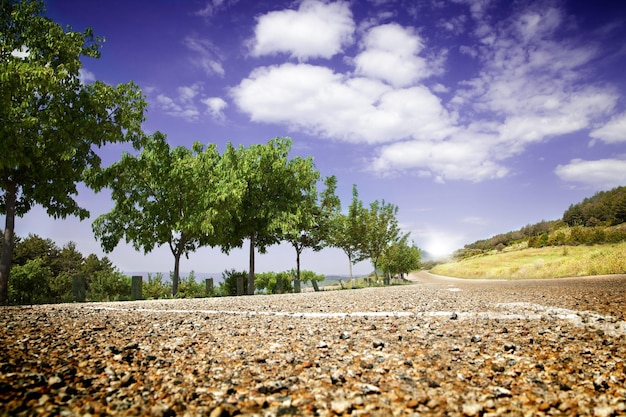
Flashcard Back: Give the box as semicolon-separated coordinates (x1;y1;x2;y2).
13;0;626;276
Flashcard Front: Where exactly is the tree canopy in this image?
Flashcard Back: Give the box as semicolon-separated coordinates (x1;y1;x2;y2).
89;132;231;296
0;0;146;303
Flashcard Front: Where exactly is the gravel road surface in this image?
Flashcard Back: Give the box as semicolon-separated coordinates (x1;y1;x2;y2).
1;271;625;416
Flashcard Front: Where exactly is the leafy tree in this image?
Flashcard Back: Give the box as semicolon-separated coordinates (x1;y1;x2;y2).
87;270;131;302
279;175;338;292
221;137;318;295
8;258;51;304
359;199;401;282
380;235;421;282
89;132;230;296
331;185;366;282
0;0;146;304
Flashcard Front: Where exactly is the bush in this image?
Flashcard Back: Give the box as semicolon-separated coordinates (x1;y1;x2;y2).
8;259;52;305
143;273;171;299
177;271;206;298
217;269;247;297
88;270;131;302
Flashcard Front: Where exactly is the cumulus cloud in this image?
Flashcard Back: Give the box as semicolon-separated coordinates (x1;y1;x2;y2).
232;1;621;183
354;23;436;87
231;63;455;144
555;158;626;190
251;0;354;60
201;97;228;120
590;112;626;144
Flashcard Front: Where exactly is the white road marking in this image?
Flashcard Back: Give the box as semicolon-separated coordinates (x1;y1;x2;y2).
84;302;626;336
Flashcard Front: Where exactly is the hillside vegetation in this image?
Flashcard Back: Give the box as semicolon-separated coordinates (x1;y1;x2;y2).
433;185;626;279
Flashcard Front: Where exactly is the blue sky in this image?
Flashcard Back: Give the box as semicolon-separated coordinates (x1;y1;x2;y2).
13;0;626;276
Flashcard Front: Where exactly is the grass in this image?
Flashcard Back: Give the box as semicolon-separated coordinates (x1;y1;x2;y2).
430;242;626;280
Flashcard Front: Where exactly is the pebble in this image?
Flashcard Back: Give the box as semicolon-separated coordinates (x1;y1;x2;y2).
1;272;625;416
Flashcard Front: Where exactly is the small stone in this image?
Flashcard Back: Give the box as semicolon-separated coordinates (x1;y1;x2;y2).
317;341;328;349
373;340;385;349
339;331;350;340
150;404;175;417
331;399;351;414
462;402;483;416
48;375;64;389
450;313;458;320
360;383;381;394
331;370;346;384
503;343;516;352
493;386;512;398
471;335;482;343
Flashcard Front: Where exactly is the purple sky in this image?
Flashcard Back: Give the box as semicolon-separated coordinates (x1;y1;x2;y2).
12;0;626;276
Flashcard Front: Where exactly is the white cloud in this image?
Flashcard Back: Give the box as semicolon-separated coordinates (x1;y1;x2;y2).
354;23;436;87
371;134;508;182
154;84;205;121
232;1;621;184
231;63;455;144
251;0;354;60
590;112;626;144
184;36;225;76
202;97;228;120
78;68;96;84
195;0;237;18
555;158;626;190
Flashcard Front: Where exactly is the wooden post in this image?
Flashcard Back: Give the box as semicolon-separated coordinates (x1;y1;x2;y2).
236;274;244;296
131;275;143;301
205;278;214;296
276;277;283;294
72;275;86;302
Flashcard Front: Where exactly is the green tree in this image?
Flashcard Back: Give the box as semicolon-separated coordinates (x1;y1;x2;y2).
380;235;421;283
279;175;338;292
359;200;401;282
7;258;51;305
89;132;229;296
0;0;146;303
330;185;366;282
221;137;318;295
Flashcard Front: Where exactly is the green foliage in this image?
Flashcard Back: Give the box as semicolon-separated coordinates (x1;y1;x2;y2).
358;199;401;280
176;271;206;298
87;270;131;302
217;269;247;297
8;258;52;305
563;185;626;227
330;184;367;279
380;236;421;280
220;137;321;295
89;132;229;296
143;273;171;299
0;0;146;304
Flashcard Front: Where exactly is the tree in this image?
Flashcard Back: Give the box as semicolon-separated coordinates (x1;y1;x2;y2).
89;132;230;296
380;234;421;283
359;199;401;282
330;185;367;282
0;0;146;303
221;137;318;295
279;175;338;292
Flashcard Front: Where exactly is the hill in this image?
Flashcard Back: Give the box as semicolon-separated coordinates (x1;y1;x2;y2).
453;185;626;260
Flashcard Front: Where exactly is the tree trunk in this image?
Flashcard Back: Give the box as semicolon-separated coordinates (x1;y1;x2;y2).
294;247;301;293
172;252;181;296
0;180;17;305
348;252;353;288
248;234;255;295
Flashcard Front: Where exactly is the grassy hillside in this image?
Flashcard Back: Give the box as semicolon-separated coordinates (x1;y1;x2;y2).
430;242;626;279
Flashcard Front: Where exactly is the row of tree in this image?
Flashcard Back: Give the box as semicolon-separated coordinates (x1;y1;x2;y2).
1;1;421;303
563;186;626;227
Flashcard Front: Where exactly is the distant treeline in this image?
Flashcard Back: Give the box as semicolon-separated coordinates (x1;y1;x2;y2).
455;185;626;259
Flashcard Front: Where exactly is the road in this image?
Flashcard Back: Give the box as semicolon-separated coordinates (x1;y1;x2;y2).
1;272;625;416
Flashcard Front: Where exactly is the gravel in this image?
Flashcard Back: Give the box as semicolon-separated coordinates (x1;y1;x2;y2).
1;271;625;416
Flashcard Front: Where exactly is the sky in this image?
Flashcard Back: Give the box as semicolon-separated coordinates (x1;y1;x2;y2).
9;0;626;277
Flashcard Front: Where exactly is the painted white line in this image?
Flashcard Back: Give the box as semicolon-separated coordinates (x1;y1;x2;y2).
84;303;626;336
